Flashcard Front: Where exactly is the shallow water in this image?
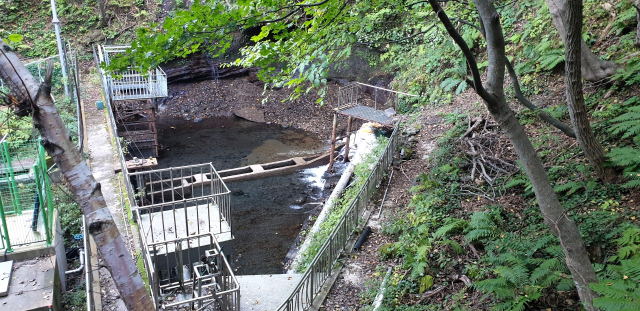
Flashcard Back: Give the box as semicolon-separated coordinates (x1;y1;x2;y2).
156;115;330;274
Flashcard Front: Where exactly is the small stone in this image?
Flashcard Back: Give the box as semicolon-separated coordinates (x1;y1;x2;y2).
384;108;396;117
293;196;307;204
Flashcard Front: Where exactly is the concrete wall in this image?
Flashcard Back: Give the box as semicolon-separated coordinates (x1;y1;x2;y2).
53;210;67;291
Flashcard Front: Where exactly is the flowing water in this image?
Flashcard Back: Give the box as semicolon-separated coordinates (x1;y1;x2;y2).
156;115;333;274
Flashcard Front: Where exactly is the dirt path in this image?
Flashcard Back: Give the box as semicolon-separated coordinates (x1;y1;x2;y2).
80;62;136;311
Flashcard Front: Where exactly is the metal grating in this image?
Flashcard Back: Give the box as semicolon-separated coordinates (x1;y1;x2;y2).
99;45;168;101
337;105;394;126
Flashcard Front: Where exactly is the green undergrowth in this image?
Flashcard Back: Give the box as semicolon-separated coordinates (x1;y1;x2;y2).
370;89;640;310
296;135;389;272
53;184;83;247
387;0;639;107
61;281;87;311
1;0;161;59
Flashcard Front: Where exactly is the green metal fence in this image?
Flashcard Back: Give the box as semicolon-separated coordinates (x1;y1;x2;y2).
0;137;54;252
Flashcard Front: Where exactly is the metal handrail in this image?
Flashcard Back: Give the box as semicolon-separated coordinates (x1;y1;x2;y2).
277;124;399;311
94;44;161;306
83;216;96;311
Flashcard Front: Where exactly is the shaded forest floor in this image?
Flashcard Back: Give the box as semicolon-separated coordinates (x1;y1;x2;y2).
320;72;640;310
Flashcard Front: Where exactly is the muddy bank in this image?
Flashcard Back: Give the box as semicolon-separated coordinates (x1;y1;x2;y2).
156;115;333;275
157;77;386;141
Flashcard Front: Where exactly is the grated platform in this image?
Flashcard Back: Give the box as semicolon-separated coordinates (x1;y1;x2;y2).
337;105;394;126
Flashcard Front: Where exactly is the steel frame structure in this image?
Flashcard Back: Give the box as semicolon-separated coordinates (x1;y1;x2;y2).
99;45;168;101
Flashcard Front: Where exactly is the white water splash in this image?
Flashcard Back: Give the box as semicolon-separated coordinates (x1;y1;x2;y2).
301;164;328;191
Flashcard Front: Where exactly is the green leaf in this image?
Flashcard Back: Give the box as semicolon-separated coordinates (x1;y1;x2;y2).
7;33;23;43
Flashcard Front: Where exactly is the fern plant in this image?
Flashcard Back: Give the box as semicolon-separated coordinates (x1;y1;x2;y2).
590;227;640;311
473;229;571;311
607;100;640;188
534;39;565;71
465;212;502;243
439;58;468;95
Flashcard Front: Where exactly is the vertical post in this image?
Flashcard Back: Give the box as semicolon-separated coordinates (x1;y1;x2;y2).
50;0;69;98
374;88;377;110
328;112;338;172
2;141;22;214
34;164;52;245
39;142;54;229
343;116;352;163
0;190;13;252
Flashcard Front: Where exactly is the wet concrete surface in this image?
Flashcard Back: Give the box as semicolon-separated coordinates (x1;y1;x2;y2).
156;116;331;275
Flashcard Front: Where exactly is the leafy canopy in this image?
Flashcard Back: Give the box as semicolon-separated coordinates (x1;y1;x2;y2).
104;0;468;101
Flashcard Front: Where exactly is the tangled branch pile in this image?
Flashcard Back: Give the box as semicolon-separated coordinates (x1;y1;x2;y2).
457;116;519;200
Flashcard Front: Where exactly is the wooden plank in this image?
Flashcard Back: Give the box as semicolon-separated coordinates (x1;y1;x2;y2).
114;157;158;173
292;157;307;165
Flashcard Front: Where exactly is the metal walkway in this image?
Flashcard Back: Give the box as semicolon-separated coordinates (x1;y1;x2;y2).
336;105;394;126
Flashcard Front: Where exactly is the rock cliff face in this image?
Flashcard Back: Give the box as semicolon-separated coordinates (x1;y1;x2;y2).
160;53;255;84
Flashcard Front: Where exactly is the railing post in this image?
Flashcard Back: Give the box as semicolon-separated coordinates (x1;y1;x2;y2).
39;141;54;235
34;164;52;245
0;191;12;252
2;141;22;214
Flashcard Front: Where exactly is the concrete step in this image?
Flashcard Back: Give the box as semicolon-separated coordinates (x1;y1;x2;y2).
237;274;303;311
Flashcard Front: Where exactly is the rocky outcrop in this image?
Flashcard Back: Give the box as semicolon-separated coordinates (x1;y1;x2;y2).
161;53;255;84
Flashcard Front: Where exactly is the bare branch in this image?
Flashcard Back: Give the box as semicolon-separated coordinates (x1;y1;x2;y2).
427;0;495;104
358;24;438;45
504;57;576;138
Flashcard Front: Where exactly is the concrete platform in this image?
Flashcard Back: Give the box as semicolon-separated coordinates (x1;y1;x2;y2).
139;203;232;254
237;274;302;311
0;255;58;311
3;209;48;247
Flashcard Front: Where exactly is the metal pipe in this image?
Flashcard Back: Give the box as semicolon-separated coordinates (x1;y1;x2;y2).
50;0;69;98
376;170;394;218
354;82;420;97
372;267;392;311
65;249;85;274
353;226;372;251
72;49;84;152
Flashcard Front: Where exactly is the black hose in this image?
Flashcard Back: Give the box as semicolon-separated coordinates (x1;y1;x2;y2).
353;226;372;251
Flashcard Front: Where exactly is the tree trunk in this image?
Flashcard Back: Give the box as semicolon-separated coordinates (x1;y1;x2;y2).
636;0;640;46
426;1;598;309
564;0;615;182
0;41;153;311
97;0;108;27
546;0;617;81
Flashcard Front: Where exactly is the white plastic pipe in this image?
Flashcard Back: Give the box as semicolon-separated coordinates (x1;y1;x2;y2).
372;267;393;311
65;249;85;275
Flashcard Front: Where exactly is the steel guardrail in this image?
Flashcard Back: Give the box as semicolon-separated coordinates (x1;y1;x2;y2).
277;123;399;311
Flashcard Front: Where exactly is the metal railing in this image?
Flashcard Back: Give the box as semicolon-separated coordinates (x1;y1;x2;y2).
277;124;399;311
99;45;168;101
130;164;232;249
0;137;54;251
94;44;161;305
93;45;238;310
338;82;420;111
136;231;240;310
